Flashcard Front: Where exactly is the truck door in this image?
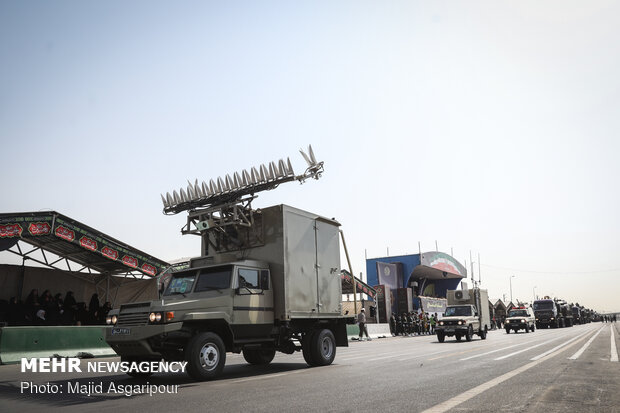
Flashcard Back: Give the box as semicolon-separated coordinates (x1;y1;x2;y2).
314;218;341;315
231;266;274;339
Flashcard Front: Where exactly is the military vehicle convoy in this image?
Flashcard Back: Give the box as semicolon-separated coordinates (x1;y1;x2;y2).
533;296;576;328
105;148;354;380
435;288;490;342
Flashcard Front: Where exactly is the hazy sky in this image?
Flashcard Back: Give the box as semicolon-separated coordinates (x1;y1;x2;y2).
1;1;619;312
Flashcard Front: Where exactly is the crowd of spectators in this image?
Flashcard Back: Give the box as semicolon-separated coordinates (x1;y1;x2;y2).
0;289;112;326
389;311;437;336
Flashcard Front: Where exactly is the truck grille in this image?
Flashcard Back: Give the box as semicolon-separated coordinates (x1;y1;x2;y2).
116;311;149;326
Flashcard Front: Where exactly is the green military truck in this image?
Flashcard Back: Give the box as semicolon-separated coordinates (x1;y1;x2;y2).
106;205;351;381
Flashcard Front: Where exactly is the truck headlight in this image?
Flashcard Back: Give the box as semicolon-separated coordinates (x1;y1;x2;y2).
106;316;112;325
149;312;162;323
551;317;554;320
111;315;117;325
457;320;463;325
506;320;510;324
439;321;444;326
521;319;526;323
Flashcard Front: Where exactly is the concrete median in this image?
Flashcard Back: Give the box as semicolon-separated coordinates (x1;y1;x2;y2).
0;326;115;365
347;323;392;340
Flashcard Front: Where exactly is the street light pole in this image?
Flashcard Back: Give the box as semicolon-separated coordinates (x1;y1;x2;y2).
533;286;537;302
510;275;516;304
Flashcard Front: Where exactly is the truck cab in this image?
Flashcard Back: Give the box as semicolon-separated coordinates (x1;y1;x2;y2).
533;299;558;328
504;306;536;333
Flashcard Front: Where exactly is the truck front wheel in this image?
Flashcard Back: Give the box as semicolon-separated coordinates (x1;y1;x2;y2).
465;325;473;342
243;348;276;365
437;331;445;343
185;332;226;381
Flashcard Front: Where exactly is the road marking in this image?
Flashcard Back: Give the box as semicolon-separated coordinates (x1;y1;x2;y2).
421;329;589;413
428;346;483;361
611;325;618;362
460;340;541;361
530;329;592;361
494;336;562;360
227;367;311;383
568;325;605;360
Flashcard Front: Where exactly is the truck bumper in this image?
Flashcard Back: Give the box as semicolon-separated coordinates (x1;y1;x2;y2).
436;327;468;336
105;322;183;357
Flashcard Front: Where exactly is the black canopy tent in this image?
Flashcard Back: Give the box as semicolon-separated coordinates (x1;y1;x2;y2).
0;211;170;305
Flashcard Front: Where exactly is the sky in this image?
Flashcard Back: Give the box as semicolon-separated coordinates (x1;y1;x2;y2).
1;1;619;312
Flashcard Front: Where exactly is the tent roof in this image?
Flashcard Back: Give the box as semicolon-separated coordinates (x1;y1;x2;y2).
0;211;169;277
341;270;376;299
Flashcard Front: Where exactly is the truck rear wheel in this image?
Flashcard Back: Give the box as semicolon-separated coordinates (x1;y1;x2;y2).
310;329;336;366
465;325;473;342
531;324;535;332
480;326;487;340
243;348;276;365
185;332;226;381
302;331;317;366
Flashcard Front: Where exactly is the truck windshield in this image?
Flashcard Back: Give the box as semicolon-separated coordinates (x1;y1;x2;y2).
509;310;528;317
444;306;472;317
195;266;232;292
164;271;197;296
533;301;554;310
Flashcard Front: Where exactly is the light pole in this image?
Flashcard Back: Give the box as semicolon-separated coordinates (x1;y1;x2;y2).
510;275;516;304
533;286;537;301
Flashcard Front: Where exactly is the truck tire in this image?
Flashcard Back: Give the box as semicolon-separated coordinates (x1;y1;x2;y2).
243;348;276;365
302;331;317;366
505;328;510;334
121;357;154;378
480;326;487;340
185;332;226;381
310;329;336;366
525;324;530;333
465;325;473;342
437;332;445;343
531;324;535;332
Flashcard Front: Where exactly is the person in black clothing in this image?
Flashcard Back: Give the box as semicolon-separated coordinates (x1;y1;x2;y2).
24;289;40;324
389;314;396;336
88;293;100;325
99;301;112;324
62;291;77;325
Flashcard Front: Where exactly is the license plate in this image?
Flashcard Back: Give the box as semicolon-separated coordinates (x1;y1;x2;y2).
111;327;131;335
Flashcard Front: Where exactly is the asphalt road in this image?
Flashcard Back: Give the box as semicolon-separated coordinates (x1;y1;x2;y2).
1;321;618;413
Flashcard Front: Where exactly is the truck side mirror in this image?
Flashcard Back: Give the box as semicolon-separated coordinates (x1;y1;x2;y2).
260;270;269;290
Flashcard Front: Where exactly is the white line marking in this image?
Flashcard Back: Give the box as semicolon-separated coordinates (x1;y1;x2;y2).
611;325;619;362
229;367;309;383
494;336;562;360
568;325;605;360
530;329;592;361
461;340;540;361
421;329;589;413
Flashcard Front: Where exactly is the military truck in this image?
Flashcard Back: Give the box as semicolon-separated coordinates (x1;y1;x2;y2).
105;205;351;380
435;288;490;342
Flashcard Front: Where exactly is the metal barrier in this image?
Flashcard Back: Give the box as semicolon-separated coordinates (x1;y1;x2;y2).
0;326;115;364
